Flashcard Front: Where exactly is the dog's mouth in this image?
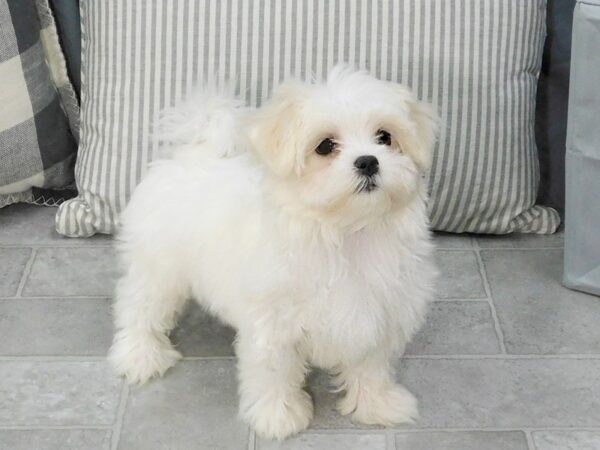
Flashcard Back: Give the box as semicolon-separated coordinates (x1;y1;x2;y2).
355;176;378;193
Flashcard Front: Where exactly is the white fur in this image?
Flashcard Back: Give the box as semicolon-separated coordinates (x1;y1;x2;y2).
108;66;438;440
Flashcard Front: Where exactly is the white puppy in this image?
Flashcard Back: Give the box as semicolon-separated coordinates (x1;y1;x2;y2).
109;66;438;440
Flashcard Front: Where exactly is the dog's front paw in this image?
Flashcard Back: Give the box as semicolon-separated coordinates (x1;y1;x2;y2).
338;383;418;426
242;389;313;440
108;330;182;385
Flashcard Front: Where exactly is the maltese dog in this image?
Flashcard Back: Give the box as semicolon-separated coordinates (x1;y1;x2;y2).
109;65;438;440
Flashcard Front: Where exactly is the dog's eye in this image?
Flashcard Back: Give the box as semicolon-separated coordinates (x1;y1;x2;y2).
376;129;392;146
316;138;336;156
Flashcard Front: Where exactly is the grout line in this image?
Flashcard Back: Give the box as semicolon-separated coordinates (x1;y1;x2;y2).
435;246;563;252
0;296;110;301
469;236;476;248
0;243;114;248
434;244;563;252
0;355;236;361
181;356;237;361
435;248;472;251
3;354;600;362
0;356;107;361
486;294;507;354
111;382;129;450
282;428;387;435
476;246;563;251
1;425;599;433
0;294;489;303
254;427;600;435
526;429;537;450
401;354;600;360
0;355;238;362
15;248;37;298
0;238;562;250
472;242;507;354
2;294;113;300
0;425;113;430
388;426;600;433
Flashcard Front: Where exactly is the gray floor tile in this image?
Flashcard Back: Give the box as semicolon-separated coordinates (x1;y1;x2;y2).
0;298;112;356
0;429;111;450
0;204;113;246
118;359;247;450
482;250;600;354
476;231;564;249
0;361;122;426
395;431;528;450
0;247;31;297
22;247;119;297
309;357;600;429
398;358;600;428
406;301;501;355
436;251;486;298
172;301;235;357
532;430;600;450
257;433;386;450
433;232;474;249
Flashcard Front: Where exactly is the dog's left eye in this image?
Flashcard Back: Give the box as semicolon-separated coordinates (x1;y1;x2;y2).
376;129;392;146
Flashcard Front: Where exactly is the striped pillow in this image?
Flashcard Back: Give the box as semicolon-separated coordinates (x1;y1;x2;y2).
57;0;560;236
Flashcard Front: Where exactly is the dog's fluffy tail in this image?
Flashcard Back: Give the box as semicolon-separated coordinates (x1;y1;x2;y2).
156;85;247;159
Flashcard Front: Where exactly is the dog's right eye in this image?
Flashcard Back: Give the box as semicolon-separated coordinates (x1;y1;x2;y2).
316;138;336;156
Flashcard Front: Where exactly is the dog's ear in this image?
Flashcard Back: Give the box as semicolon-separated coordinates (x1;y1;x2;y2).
389;85;439;172
246;81;308;177
406;98;438;171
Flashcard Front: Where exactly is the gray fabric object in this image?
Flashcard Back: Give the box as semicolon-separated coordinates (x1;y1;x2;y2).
536;0;576;217
36;0;80;141
564;0;600;297
49;0;80;95
56;0;560;237
0;0;78;207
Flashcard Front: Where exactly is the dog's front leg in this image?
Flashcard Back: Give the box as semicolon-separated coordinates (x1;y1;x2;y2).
335;352;418;426
236;328;312;440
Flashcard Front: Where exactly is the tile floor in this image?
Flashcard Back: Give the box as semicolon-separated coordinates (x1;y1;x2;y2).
1;204;599;450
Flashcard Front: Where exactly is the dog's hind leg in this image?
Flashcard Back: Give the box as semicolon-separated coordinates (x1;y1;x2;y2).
108;263;189;385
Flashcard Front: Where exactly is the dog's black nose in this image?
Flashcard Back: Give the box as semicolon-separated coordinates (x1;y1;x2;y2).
354;155;379;177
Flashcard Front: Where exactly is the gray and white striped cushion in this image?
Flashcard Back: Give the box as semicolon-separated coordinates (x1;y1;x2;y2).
56;0;560;236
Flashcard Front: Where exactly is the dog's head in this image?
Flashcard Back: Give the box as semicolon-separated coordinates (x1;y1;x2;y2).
247;66;438;226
